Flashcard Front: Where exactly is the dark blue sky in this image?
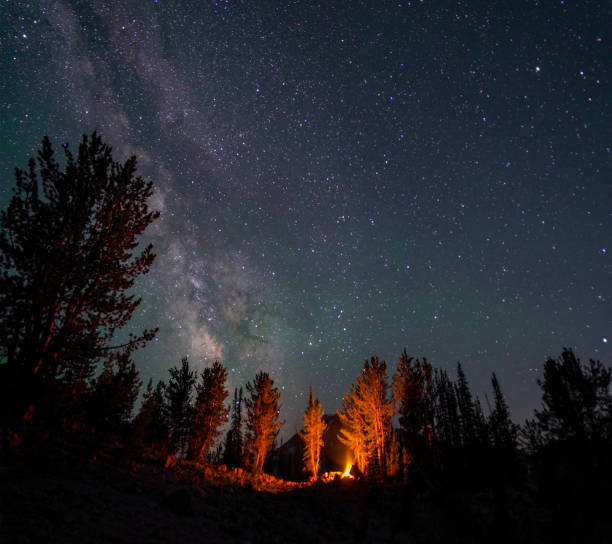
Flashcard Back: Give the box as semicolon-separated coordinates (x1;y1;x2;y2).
1;1;610;437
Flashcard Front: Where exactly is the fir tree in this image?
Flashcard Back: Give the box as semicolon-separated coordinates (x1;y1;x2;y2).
244;372;283;474
189;361;229;462
298;386;326;480
0;133;159;431
166;357;196;456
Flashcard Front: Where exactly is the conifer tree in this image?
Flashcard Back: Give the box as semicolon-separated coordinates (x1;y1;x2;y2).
166;357;196;456
189;361;229;462
244;372;283;474
338;357;394;477
299;386;326;480
86;350;141;439
488;372;518;451
455;362;477;446
0;133;159;431
150;380;170;454
534;348;611;442
337;383;371;474
223;387;244;467
392;351;435;470
128;378;156;455
433;369;462;449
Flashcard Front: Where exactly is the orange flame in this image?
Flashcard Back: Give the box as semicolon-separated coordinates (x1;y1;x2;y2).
320;461;354;482
341;462;354;479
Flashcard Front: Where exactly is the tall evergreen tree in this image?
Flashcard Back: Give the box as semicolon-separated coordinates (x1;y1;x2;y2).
223;387;244;467
166;357;196;456
338;357;394;477
455;362;477;446
189;361;229;462
128;378;156;456
244;372;283;474
337;382;371;474
488;372;518;451
534;348;611;442
149;380;170;454
299;386;326;480
392;351;435;471
0;133;159;431
85;350;141;439
433;369;462;449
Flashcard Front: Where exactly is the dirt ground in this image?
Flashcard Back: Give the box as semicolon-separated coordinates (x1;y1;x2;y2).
1;450;606;544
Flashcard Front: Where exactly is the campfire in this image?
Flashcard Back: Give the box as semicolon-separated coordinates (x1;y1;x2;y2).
321;461;354;482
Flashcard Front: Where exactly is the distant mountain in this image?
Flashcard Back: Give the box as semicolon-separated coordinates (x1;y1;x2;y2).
266;414;351;481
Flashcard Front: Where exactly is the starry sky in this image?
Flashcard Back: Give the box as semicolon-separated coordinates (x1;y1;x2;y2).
1;1;610;437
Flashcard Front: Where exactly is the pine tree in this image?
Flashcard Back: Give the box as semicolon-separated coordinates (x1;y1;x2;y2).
166;357;196;456
455;362;477;446
86;350;141;439
0;133;159;431
244;372;283;474
337;382;371;474
298;386;326;480
223;387;244;467
534;348;611;442
150;380;170;454
488;372;517;451
189;361;229;462
338;357;394;477
433;369;462;449
128;378;156;456
392;350;435;472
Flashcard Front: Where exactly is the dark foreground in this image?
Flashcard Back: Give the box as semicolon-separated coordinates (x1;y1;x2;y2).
1;450;609;544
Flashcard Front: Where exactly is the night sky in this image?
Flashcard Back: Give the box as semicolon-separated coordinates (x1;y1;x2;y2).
1;1;610;438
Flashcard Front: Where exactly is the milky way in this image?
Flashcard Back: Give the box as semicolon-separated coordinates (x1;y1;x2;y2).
1;1;610;437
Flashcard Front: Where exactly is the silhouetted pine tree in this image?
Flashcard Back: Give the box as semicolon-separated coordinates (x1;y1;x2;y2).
188;361;229;462
529;349;612;532
222;387;244;467
128;378;156;457
166;357;196;456
0;133;159;435
150;380;170;454
534;348;611;442
488;372;518;451
244;372;283;474
455;363;477;446
392;350;435;474
299;386;326;480
385;426;401;478
85;350;141;442
434;369;462;449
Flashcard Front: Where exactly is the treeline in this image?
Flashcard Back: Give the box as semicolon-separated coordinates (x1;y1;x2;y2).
129;358;283;474
328;352;519;487
305;348;612;491
1;133;611;522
